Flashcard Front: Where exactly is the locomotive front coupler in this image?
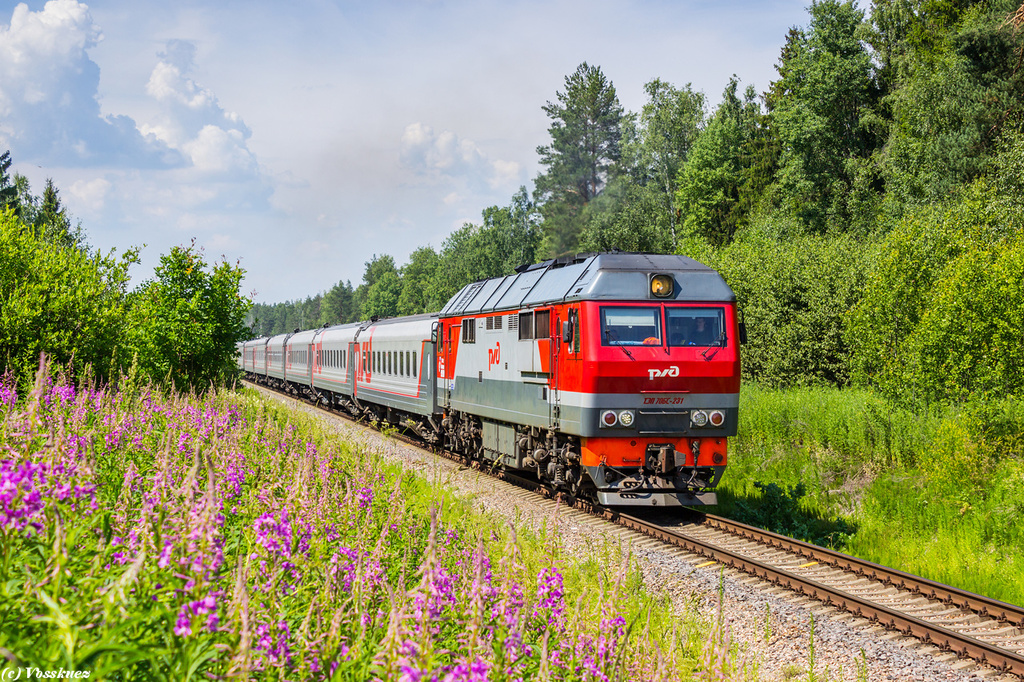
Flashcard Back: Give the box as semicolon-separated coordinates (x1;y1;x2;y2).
644;443;687;475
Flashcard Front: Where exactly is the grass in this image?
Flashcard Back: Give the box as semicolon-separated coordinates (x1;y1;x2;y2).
1;363;760;680
716;383;1024;606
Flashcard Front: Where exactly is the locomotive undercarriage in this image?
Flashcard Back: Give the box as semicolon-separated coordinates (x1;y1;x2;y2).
440;411;588;500
244;376;719;506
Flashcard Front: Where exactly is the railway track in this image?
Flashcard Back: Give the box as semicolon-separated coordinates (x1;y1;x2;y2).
247;381;1024;678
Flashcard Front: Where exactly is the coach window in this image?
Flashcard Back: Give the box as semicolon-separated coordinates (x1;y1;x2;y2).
518;312;534;340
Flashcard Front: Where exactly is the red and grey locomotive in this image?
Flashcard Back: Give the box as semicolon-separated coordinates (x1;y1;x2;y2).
240;252;741;506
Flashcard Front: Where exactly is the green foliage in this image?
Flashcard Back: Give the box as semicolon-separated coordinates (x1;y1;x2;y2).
426;188;541;310
881;2;1024;208
627;79;706;249
320;279;358;325
578;179;675;254
769;0;880;232
846;179;1023;403
534;63;624;256
358;254;401;319
724;383;1024;604
0;150;15;210
677;79;763;245
398;247;440;315
708;225;875;386
126;242;250;390
733;482;855;547
0;209;135;383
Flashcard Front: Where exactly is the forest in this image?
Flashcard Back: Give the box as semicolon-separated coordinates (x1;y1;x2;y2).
253;0;1024;409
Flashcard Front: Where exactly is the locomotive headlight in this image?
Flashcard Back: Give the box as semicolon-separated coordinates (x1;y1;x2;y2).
691;410;708;427
601;410;618;427
709;410;725;427
618;410;635;427
650;274;673;298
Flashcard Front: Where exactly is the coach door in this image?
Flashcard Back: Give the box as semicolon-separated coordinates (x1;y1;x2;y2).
347;342;357;396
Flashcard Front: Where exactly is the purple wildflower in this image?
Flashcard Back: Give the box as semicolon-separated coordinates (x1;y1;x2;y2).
0;460;47;531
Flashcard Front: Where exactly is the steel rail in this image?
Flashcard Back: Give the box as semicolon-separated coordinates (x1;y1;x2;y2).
244;380;1024;677
605;510;1024;677
693;512;1024;628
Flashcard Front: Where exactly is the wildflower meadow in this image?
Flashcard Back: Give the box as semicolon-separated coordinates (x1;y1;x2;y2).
0;363;729;680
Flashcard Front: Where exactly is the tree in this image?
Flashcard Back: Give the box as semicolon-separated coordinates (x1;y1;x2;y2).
126;242;251;390
320;279;358;325
880;2;1024;209
398;247;440;316
631;79;706;248
37;179;82;250
358;255;401;319
0;208;135;384
770;0;880;232
534;63;624;256
0;151;16;212
676;79;763;244
425;188;543;310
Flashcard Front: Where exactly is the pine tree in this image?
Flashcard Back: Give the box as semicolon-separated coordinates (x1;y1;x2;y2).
534;63;624;257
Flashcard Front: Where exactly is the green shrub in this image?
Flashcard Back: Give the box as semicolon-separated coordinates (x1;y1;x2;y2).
702;228;875;387
125;242;250;390
847;181;1024;404
0;209;135;384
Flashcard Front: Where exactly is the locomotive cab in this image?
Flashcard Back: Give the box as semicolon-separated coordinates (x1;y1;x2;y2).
574;299;740;506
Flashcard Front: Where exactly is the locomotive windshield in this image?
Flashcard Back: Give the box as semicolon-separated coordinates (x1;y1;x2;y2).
666;307;725;347
601;307;662;345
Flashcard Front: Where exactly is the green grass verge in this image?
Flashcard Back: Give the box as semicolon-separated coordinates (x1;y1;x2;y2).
716;384;1024;606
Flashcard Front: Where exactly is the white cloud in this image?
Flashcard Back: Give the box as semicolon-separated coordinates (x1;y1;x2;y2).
142;39;257;179
68;176;110;212
399;121;519;190
0;0;179;167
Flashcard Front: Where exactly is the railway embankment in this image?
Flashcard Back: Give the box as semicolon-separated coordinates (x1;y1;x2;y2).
716;384;1024;608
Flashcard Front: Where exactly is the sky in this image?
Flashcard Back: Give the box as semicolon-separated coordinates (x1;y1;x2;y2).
0;0;813;303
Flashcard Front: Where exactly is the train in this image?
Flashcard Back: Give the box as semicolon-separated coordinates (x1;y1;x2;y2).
239;252;742;507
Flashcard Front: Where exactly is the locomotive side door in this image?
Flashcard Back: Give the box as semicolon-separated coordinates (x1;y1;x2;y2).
557;306;582;432
549;311;561;429
440;321;454;409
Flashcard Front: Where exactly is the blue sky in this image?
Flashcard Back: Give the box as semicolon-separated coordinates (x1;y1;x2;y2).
1;0;812;303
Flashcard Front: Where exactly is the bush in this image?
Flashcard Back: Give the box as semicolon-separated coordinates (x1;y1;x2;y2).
702;224;875;387
846;181;1024;404
0;209;135;384
125;242;251;391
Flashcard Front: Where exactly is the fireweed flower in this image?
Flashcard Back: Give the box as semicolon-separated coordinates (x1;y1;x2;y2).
254;620;292;669
252;508;311;593
444;658;490;682
0;380;15;410
356;486;373;510
328;546;360;592
0;460;46;531
534;567;565;624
